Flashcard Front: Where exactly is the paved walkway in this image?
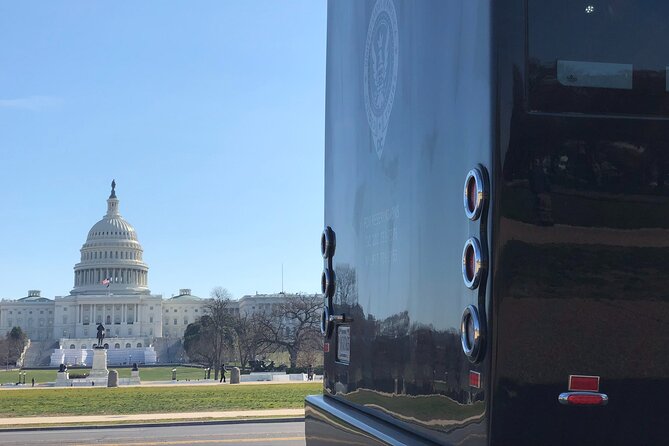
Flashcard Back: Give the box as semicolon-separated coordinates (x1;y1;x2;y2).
0;409;305;427
0;379;322;390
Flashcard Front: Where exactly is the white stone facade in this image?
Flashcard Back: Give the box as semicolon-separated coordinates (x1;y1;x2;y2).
0;184;208;364
0;183;312;364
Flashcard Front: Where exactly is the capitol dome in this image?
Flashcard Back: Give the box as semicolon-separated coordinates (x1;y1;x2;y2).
71;181;149;295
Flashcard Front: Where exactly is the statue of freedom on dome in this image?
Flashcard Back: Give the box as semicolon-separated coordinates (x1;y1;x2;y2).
110;179;116;198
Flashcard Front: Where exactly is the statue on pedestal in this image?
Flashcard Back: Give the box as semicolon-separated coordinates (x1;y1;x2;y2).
96;323;106;348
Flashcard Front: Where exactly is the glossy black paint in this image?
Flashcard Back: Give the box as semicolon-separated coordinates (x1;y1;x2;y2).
491;1;669;444
308;1;669;445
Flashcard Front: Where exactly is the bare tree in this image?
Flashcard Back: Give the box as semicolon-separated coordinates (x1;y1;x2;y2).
0;327;28;369
230;312;269;369
334;264;357;306
254;294;322;368
183;287;236;380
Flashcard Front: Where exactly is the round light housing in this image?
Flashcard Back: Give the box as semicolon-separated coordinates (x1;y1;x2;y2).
321;226;336;259
321;306;332;337
462;237;485;289
461;305;482;360
463;168;487;221
321;268;336;298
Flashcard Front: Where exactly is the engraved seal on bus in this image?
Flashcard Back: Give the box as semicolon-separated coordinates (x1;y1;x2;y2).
364;0;398;160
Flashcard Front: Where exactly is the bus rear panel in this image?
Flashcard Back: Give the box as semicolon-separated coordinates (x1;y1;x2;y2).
307;1;669;444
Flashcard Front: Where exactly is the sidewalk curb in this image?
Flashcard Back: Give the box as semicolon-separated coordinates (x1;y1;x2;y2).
0;416;305;433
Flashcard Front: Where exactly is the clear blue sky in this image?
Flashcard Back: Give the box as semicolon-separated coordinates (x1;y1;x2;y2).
0;1;326;300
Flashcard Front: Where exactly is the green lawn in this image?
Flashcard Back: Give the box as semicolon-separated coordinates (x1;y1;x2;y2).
0;383;321;417
0;366;211;385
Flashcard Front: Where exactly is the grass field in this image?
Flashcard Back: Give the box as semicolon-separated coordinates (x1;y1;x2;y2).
0;366;212;385
0;382;321;417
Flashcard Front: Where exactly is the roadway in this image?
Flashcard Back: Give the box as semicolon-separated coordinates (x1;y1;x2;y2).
0;421;305;446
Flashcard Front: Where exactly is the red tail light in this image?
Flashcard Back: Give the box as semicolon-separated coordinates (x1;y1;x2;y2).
463;168;487;221
462;238;484;289
559;392;608;406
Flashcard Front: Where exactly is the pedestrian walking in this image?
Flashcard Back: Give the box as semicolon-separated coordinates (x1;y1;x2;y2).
31;377;35;387
219;363;226;383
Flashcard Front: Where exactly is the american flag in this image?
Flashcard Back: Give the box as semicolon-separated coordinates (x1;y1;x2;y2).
101;278;111;287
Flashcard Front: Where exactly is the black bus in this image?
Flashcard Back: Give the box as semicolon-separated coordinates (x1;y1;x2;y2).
306;1;669;444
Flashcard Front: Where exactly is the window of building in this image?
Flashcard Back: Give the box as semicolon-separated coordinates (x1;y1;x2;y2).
83;328;88;336
174;309;177;313
114;343;120;349
149;316;153;323
40;310;43;314
7;319;12;326
69;344;75;349
39;318;44;327
81;345;87;349
195;309;198;313
136;343;142;348
164;320;168;325
128;328;132;335
183;318;188;325
173;319;177;325
125;343;131;348
149;306;153;310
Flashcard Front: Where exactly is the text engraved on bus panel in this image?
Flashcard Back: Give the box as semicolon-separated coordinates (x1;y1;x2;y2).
362;205;399;267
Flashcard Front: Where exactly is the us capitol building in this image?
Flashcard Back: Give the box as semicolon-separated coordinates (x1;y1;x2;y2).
0;182;295;367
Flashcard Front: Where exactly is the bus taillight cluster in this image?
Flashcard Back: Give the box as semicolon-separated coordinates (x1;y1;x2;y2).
461;167;488;364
